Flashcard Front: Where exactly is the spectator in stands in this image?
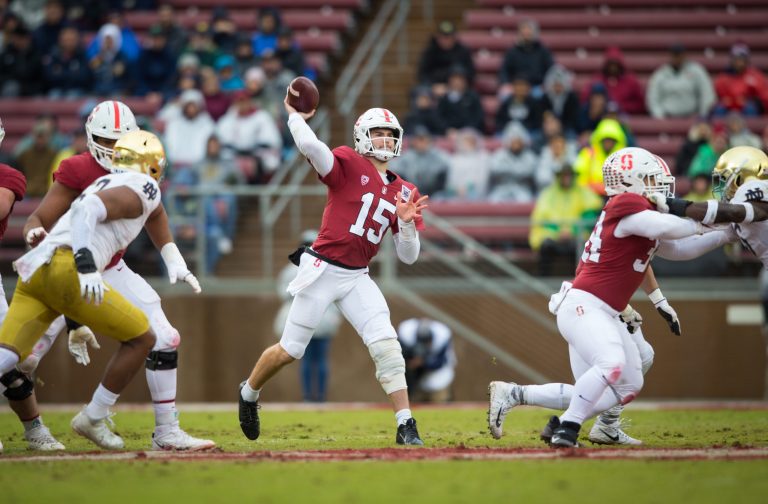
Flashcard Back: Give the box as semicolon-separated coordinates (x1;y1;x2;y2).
495;73;544;138
233;34;259;78
538;132;577;189
603;100;636;147
42;25;92;98
714;44;768;116
87;9;141;63
488;122;539;202
541;65;579;137
398;318;456;403
0;12;22;53
573;118;627;195
0;23;43;96
688;125;729;178
156;3;187;57
726;111;761;148
529;164;602;276
391;125;449;197
577;82;609;135
164;89;215;167
243;66;282;124
216;90;283;181
137;24;177;99
675;121;711;176
445;128;490;200
260;48;295;107
251;7;282;57
48;127;86;187
583;46;645;115
214;54;244;92
275;27;306;78
682;173;714;203
14;122;56;196
201;70;231;122
762;124;768;149
12;113;69;159
437;65;485;134
183;21;220;68
176;52;201;88
498;19;554;96
32;0;64;57
646;43;715;119
403;86;446;136
417;20;475;98
5;1;44;36
89;23;133;96
210;6;237;54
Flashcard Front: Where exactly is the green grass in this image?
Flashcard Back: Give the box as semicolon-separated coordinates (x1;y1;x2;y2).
2;406;768;503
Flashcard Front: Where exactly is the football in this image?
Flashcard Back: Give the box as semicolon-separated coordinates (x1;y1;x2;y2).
286;76;320;113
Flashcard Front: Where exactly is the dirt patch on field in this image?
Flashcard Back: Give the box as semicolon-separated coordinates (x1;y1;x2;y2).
4;446;768;464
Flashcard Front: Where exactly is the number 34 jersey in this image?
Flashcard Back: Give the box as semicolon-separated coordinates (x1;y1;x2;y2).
313;146;424;268
14;172;161;281
572;192;657;312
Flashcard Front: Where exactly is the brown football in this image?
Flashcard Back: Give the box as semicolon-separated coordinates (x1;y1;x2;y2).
286;76;320;113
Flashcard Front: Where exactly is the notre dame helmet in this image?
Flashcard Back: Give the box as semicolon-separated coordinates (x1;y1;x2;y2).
111;130;166;182
712;146;768;201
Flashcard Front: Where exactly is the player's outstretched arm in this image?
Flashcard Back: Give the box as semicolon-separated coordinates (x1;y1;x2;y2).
615;210;705;241
24;181;80;247
284;97;334;176
661;198;768;225
145;204;201;293
656;228;736;261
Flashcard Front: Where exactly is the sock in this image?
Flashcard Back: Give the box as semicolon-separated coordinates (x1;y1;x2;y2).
146;368;178;428
395;408;412;426
597;404;623;425
523;383;573;410
22;416;42;432
241;381;260;402
85;384;119;420
560;366;608;425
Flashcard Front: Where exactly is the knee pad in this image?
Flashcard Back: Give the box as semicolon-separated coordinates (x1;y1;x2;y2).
1;369;34;401
145;350;178;371
367;338;407;394
150;312;181;351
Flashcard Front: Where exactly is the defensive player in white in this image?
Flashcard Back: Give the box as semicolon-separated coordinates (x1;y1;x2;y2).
0;131;168;450
238;97;429;445
6;101;214;451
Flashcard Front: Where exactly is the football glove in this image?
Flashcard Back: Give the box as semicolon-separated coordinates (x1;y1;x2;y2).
619;305;643;334
161;243;202;294
75;248;108;305
649;288;681;336
68;326;100;366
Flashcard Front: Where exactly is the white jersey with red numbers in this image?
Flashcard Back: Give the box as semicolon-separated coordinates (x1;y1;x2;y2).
731;179;768;267
572;192;658;311
312;146;424;268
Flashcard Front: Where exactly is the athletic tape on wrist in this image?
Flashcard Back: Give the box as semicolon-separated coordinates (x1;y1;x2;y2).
702;200;719;225
648;288;665;306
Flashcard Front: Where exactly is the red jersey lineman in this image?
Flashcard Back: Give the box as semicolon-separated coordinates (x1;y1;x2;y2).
239;102;428;446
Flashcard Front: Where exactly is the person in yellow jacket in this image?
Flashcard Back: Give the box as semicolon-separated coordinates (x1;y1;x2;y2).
529;164;603;275
573;118;627;195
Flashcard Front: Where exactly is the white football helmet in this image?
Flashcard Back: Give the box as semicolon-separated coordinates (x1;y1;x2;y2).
0;116;5;149
603;147;675;198
85;100;138;170
353;108;403;161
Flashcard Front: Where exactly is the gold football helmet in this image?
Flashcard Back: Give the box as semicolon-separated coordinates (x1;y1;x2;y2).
712;146;768;201
111;130;166;182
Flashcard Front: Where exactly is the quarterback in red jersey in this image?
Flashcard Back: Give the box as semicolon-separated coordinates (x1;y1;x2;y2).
15;101;214;451
238;100;429;445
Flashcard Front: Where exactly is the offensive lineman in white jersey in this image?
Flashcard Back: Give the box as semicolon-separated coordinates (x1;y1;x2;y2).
0;131;168;450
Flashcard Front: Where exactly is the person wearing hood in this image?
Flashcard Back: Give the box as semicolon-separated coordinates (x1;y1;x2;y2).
498;19;554;96
417;20;475;97
488;122;540;202
714;44;768;116
214;53;244;92
164;89;216;167
495;73;544;137
541;65;580;136
573;118;627;195
251;7;282;57
89;23;132;96
583;46;645;115
201;69;231;121
646;44;715;119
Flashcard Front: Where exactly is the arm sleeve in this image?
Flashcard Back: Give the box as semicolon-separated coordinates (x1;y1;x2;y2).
615;210;703;240
287;112;334;177
393;217;420;265
656;228;736;260
69;193;108;252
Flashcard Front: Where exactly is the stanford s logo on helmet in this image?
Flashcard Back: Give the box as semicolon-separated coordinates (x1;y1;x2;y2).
603;147;675;198
86;100;139;171
353;108;403;161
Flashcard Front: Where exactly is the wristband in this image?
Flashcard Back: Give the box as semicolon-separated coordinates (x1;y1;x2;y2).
738;202;755;224
648;288;665;305
666;198;692;217
702;200;718;225
74;248;97;274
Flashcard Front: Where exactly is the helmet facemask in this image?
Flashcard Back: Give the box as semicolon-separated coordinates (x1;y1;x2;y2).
353;108;403;162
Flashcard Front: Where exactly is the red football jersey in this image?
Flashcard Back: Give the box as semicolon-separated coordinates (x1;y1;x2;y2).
0;163;27;241
572;192;657;312
53;152;126;268
312;146;425;268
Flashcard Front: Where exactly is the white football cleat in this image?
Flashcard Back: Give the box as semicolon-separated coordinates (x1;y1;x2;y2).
71;410;125;450
25;425;65;451
151;427;216;451
588;418;642;446
488;381;523;439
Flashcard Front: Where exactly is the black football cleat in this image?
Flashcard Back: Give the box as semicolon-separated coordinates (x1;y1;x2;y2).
540;415;561;445
238;381;261;440
550;420;581;448
396;418;424;446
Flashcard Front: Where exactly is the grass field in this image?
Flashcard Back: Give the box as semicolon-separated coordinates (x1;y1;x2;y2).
1;404;768;503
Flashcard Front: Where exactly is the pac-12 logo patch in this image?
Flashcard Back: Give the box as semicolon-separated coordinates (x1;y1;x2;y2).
361;175;369;186
382;187;388;195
